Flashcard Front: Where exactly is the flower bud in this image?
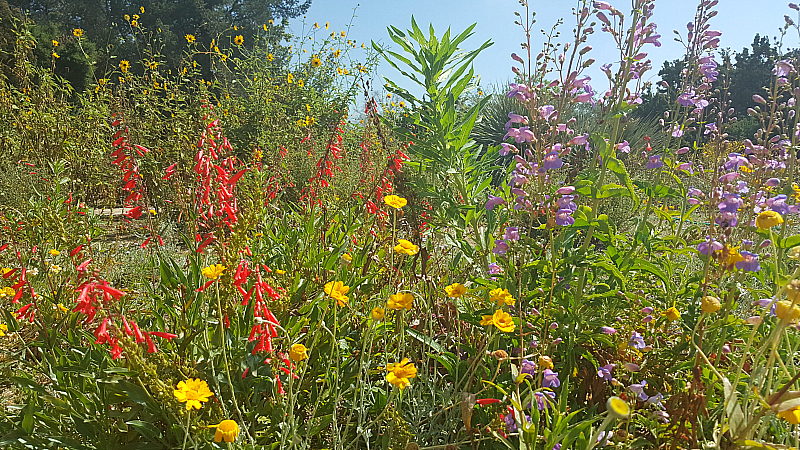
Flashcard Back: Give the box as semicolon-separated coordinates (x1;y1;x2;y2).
701;296;721;314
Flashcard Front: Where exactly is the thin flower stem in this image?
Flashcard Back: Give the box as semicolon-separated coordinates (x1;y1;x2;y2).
182;411;191;450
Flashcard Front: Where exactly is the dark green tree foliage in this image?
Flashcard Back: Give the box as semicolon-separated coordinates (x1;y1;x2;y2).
6;0;310;90
637;34;795;140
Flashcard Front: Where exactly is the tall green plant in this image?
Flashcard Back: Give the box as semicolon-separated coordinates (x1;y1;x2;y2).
372;18;498;271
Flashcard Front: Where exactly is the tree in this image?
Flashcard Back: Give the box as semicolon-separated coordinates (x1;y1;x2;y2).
8;0;310;89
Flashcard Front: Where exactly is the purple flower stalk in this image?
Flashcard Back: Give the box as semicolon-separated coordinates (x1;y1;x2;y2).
555;209;575;226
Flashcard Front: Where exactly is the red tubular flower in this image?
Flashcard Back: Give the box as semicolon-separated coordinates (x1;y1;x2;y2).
94;317;110;344
248;324;261;342
76;259;92;272
149;331;178;341
125;205;143;219
196;279;216;292
276;376;285;395
15;302;36;322
144;332;157;353
131;321;145;344
109;339;123;360
97;283;125;299
122;316;133;336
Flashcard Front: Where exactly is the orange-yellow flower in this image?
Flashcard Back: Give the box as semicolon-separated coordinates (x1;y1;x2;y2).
383;195;407;209
445;283;466;298
701;296;721;314
234;35;244;45
388;292;413;310
663;306;681;322
202;264;226;280
756;210;783;229
372;307;385;320
489;288;515;306
73;28;84;37
394;239;419;256
173;378;213;410
779;405;800;424
386;358;417;389
481;309;515;332
208;420;239;443
324;281;350;306
289;343;309;361
776;300;800;322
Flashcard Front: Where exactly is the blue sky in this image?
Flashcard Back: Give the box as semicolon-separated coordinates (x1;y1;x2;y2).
289;0;795;97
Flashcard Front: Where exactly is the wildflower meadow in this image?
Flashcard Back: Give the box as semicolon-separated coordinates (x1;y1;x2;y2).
2;0;800;448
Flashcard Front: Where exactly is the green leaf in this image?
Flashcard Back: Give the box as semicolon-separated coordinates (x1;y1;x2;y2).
22;395;35;434
406;327;445;353
116;381;162;414
126;420;164;443
628;259;669;286
606;157;639;209
779;234;800;249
